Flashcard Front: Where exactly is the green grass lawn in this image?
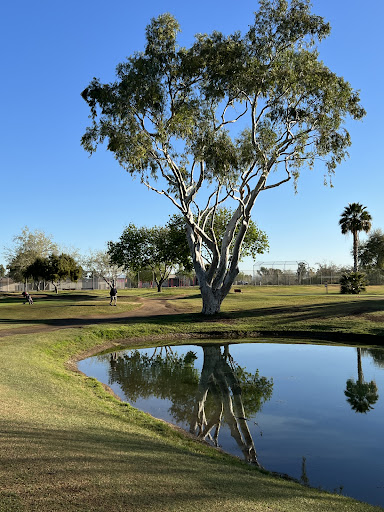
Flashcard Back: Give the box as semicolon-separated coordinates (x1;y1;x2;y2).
136;284;384;340
0;290;142;330
1;286;384;511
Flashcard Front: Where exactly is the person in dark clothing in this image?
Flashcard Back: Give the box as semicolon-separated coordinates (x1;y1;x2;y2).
22;291;33;305
109;285;117;306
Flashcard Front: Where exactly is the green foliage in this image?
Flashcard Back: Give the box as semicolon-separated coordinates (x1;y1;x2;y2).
5;227;58;282
46;253;82;283
0;264;5;278
358;229;384;270
340;271;367;295
204;207;269;261
108;216;192;291
24;256;48;286
233;365;273;416
82;2;364;181
110;349;199;424
24;253;82;293
339;203;372;236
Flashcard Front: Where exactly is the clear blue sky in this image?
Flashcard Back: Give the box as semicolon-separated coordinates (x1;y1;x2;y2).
1;0;383;272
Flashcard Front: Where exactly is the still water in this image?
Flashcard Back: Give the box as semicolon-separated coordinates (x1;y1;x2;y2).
78;341;384;507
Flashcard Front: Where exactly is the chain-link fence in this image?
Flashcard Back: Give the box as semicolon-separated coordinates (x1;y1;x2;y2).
0;274;194;292
0;276;132;292
2;268;384;292
234;269;384;286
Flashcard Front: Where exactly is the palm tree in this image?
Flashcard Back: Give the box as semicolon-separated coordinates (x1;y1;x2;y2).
339;203;372;271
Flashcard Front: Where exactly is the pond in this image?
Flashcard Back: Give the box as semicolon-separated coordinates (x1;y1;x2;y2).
78;341;384;508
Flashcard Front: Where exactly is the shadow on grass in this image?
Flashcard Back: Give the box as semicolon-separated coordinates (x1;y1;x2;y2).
0;293;106;304
0;312;197;329
0;419;369;512
1;297;384;329
226;298;384;322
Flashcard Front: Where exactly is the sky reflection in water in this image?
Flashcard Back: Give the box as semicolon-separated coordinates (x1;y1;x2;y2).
78;342;384;508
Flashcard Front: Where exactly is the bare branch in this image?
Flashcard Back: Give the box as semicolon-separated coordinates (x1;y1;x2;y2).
261;160;291;191
215;98;249;131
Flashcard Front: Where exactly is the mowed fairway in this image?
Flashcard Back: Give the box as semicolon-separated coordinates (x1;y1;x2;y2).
1;286;384;511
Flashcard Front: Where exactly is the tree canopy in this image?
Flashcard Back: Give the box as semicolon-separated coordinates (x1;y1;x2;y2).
108;215;192;291
82;0;365;313
358;229;384;270
5;227;58;284
24;257;48;290
25;253;82;294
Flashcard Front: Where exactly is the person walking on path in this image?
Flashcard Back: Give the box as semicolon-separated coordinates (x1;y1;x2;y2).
22;291;33;305
109;283;117;306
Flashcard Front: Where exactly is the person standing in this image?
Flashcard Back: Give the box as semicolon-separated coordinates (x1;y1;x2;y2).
109;283;117;306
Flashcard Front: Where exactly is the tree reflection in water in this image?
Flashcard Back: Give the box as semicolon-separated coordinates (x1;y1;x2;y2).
344;347;379;413
108;344;273;465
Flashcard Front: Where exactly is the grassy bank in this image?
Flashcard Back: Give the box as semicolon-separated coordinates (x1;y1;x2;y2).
1;287;384;511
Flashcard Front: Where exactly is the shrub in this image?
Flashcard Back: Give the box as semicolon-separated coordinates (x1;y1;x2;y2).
340;271;367;294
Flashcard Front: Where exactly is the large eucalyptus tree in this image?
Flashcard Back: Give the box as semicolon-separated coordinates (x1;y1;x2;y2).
81;0;365;314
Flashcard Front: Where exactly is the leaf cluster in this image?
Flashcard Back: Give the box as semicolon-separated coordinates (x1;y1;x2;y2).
108;215;192;275
203;207;269;262
358;230;384;270
24;253;82;285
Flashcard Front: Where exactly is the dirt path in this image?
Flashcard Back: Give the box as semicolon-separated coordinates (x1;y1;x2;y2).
0;296;184;338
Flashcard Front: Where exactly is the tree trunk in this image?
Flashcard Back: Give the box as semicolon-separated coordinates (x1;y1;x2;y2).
153;272;166;293
200;284;223;315
357;347;363;384
185;220;240;315
190;345;220;435
353;230;359;272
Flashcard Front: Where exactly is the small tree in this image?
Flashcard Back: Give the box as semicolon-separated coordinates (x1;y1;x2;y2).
84;250;124;289
0;264;5;278
44;253;83;294
108;216;193;292
4;227;58;286
339;203;372;272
